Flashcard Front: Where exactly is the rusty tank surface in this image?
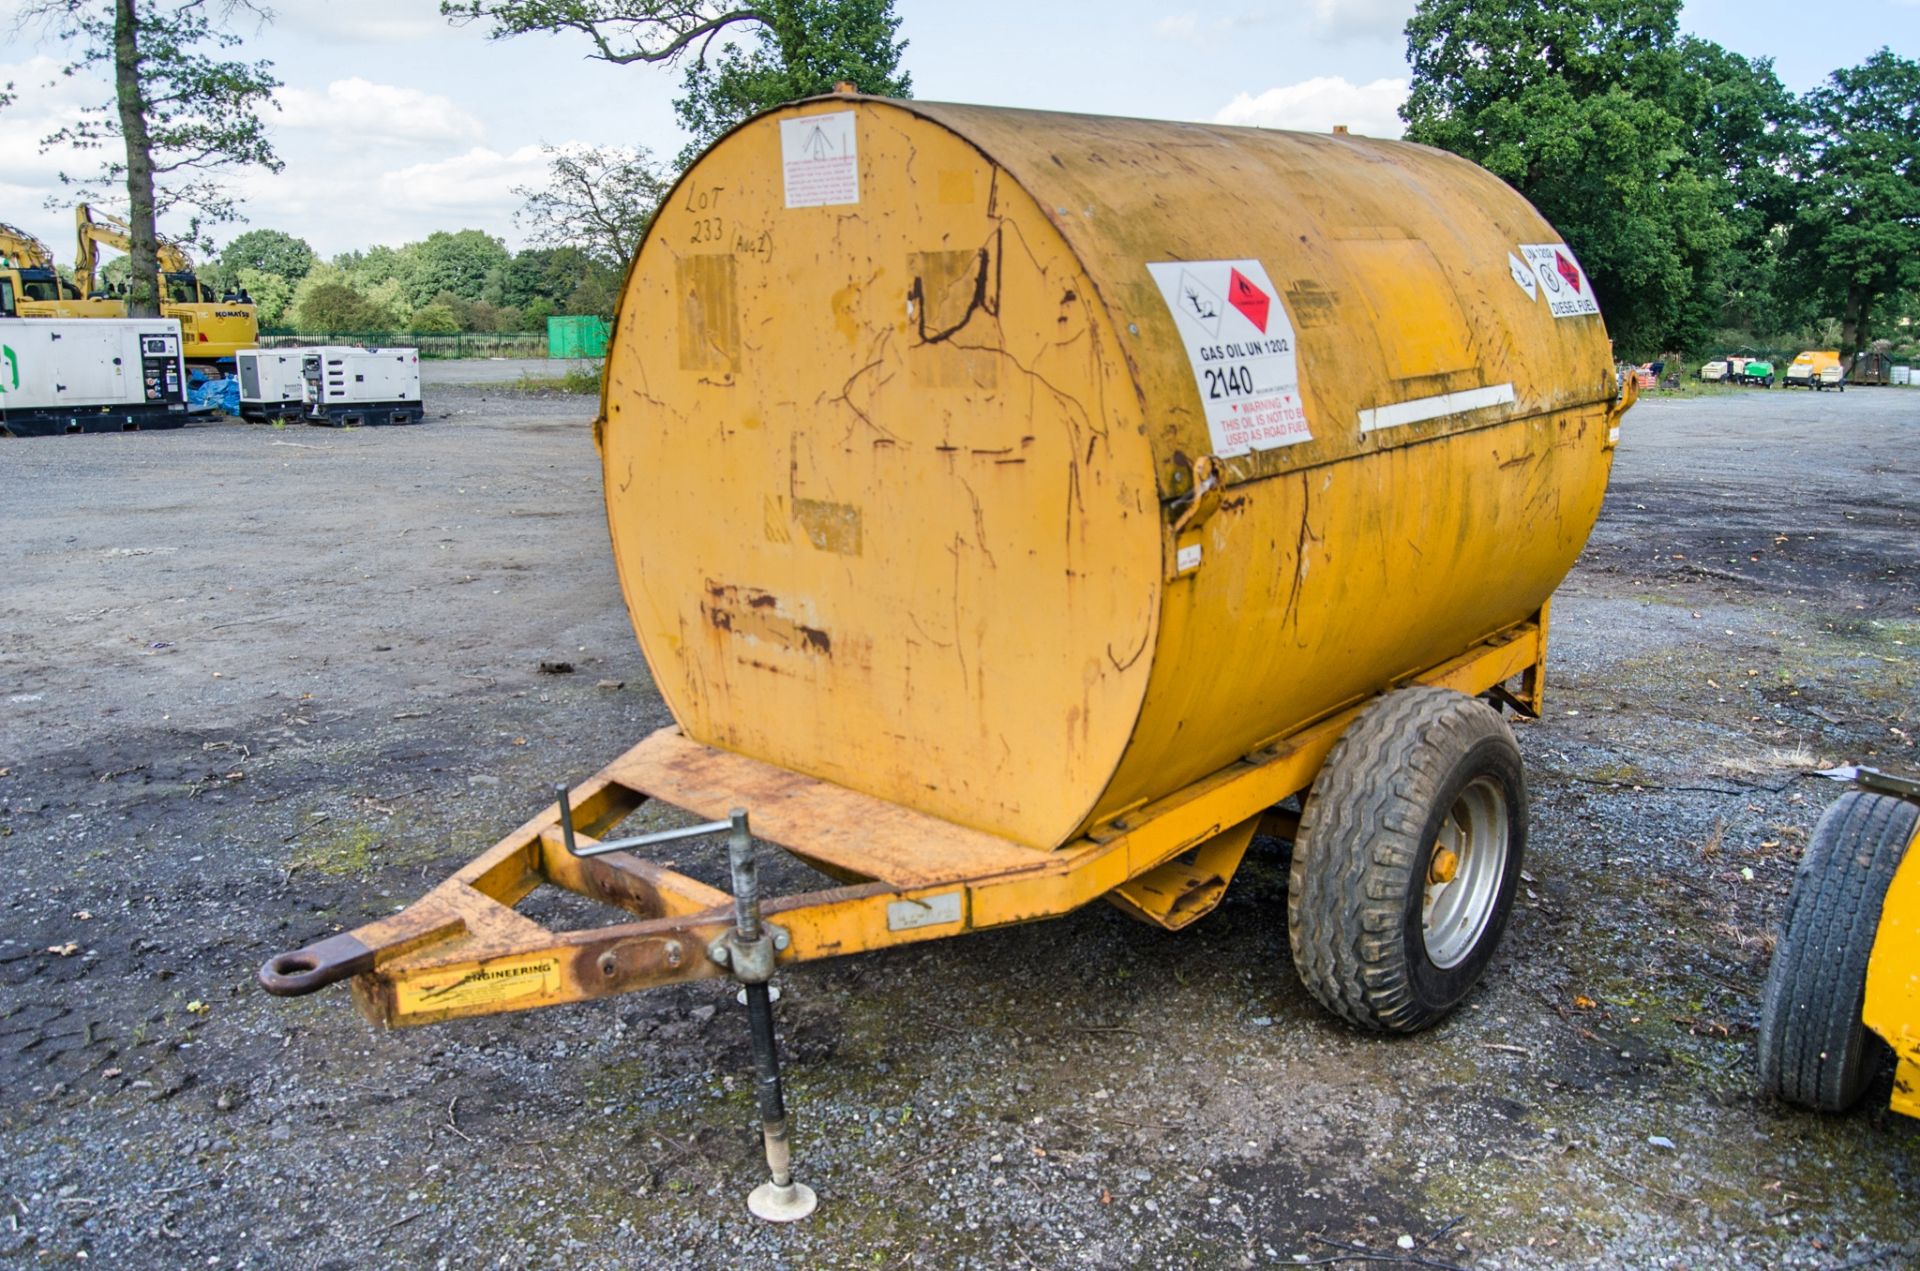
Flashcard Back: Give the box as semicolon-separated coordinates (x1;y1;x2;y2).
601;94;1620;850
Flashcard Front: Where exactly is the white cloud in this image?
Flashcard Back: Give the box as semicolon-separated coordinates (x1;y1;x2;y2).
270;3;447;45
375;144;553;213
0;56;103;181
275;78;485;147
1213;76;1409;138
1154;14;1203;41
1153;4;1408;45
0;55;116;248
1303;0;1416;42
218;143;559;253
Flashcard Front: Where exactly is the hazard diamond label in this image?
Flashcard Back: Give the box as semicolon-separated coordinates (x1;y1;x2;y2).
1554;251;1583;292
1227;269;1270;332
1518;243;1599;318
1146;258;1310;458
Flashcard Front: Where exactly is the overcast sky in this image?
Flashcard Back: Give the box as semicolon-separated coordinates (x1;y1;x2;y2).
1;0;1914;262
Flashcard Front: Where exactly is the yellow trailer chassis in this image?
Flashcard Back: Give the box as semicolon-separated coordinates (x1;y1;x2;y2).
263;612;1546;1025
263;613;1547;1216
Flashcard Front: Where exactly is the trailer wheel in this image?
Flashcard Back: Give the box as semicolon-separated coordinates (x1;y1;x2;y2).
1288;685;1527;1032
1757;791;1917;1112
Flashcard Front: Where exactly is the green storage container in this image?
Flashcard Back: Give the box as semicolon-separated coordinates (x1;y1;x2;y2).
547;315;609;360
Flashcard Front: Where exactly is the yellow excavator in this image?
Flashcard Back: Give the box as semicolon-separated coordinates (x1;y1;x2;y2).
70;204;258;361
0;221;90;314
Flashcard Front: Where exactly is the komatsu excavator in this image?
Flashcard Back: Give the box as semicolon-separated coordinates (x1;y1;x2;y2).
70;204;258;362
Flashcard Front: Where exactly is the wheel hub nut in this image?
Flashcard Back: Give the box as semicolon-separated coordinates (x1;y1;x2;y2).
1429;848;1460;884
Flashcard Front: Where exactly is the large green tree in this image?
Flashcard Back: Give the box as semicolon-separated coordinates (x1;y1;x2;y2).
1783;49;1920;359
217;227;315;286
405;229;511;308
293;278;398;336
1666;38;1803;335
24;0;281;316
1400;0;1794;357
501;245;620;315
672;0;909;162
443;1;910;166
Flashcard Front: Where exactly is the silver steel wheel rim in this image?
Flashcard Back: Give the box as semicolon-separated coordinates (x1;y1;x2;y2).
1421;776;1510;969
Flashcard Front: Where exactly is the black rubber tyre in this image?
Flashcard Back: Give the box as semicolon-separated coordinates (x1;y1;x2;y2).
1758;791;1918;1112
1288;686;1528;1033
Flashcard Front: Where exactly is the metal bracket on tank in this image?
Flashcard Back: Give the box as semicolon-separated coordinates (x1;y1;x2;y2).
1604;373;1638;447
1166;454;1222;580
1168;454;1222;537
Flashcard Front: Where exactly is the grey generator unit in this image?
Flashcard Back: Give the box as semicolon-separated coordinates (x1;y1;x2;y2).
234;348;307;422
299;347;423;427
0;319;187;438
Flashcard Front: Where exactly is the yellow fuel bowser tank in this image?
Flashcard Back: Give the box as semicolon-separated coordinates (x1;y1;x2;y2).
603;95;1619;851
265;97;1631;1217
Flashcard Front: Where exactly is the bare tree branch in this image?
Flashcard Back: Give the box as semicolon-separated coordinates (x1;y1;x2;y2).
440;1;771;66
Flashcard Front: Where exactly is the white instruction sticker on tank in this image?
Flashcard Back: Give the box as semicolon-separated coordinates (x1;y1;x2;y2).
1507;251;1538;302
1518;243;1600;318
780;110;859;208
1146;259;1310;458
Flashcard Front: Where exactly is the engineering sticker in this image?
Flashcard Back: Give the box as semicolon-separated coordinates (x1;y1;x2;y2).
392;954;561;1015
1517;243;1600;318
1146;259;1310;459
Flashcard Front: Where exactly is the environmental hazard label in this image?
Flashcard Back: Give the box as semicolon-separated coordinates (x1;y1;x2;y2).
1517;243;1599;318
780;111;859;209
1146;259;1310;459
393;955;561;1016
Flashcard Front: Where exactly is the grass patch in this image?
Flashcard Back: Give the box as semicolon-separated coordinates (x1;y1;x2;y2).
1718;746;1831;776
291;822;378;875
511;363;603;395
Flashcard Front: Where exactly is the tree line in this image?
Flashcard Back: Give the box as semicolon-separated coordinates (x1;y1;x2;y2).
193;226;625;335
1403;0;1920;362
13;1;1911;363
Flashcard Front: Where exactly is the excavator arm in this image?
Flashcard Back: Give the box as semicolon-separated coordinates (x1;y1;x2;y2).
0;222;56;271
75;203;194;299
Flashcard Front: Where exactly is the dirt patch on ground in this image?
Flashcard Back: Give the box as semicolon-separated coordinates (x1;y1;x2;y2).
2;384;1917;1268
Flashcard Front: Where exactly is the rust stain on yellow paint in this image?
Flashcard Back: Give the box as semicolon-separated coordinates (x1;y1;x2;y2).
793;497;863;556
763;494;792;545
676;254;739;373
703;583;833;657
831;282;862;346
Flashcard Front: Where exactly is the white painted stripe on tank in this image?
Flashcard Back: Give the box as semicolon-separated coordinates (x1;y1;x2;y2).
1357;382;1517;433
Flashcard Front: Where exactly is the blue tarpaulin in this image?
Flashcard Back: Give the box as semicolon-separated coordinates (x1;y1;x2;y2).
188;374;240;415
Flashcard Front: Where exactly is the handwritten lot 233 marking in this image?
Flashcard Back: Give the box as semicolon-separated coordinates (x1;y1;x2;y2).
685;185;726;246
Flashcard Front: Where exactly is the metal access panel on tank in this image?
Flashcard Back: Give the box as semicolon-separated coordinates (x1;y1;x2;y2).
234;348;307;422
0;319;187;438
299;347;424;427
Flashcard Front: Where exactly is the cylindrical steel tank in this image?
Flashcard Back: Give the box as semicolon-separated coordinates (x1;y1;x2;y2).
601;96;1619;850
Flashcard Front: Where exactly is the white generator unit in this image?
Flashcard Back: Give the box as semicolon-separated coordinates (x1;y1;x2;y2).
0;318;187;438
234;348;308;422
299;346;423;427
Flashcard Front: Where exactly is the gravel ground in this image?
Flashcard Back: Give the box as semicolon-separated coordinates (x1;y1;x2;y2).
1;382;1916;1269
